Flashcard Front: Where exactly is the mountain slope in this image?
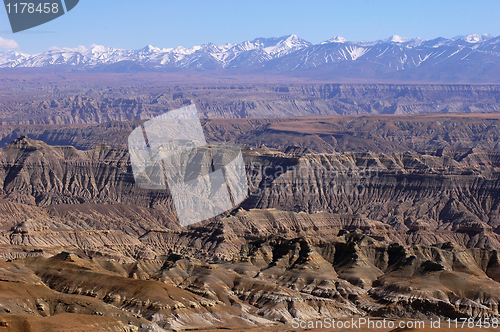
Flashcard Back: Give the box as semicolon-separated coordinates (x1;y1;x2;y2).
1;33;499;82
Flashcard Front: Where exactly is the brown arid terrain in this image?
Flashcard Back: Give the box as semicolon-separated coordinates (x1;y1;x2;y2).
1;74;500;126
4;112;500;153
0;134;500;330
1;80;500;331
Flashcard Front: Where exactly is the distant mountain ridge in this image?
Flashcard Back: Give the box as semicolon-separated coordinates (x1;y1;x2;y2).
1;33;500;82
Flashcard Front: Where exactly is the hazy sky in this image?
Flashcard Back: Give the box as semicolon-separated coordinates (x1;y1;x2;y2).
1;0;499;54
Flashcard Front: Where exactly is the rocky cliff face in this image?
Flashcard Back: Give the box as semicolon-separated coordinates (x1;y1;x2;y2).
1;137;500;255
4;112;500;158
243;150;500;241
1;82;500;125
2;137;500;329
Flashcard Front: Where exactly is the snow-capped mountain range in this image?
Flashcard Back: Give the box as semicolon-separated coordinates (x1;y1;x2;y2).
1;33;499;82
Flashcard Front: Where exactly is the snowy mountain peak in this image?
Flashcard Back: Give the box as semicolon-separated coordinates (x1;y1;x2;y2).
140;44;162;54
261;34;311;55
281;34;311;47
321;36;347;44
462;33;493;43
88;44;114;54
384;35;410;43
